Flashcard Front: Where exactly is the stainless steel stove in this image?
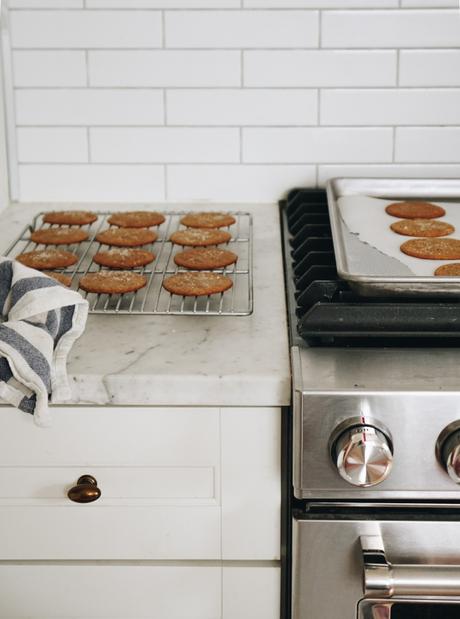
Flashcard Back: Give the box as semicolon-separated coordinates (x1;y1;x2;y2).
281;185;460;619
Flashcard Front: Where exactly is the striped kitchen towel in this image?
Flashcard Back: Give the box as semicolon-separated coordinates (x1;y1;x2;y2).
0;258;88;426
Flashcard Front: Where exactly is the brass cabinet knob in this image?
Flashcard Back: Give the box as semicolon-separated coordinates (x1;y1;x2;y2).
67;475;101;503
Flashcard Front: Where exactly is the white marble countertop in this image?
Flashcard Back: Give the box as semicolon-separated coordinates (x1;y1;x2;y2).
0;202;291;407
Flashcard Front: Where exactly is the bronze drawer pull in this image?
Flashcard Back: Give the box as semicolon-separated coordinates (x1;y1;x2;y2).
67;475;101;504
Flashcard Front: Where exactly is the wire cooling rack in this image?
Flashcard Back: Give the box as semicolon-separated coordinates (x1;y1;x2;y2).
4;211;253;316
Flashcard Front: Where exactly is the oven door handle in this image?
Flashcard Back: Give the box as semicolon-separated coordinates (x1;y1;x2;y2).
361;535;460;598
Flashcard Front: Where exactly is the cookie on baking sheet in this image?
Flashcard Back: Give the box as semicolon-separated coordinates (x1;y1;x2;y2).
43;210;98;226
434;263;460;276
96;228;157;247
79;271;147;295
107;211;165;228
386;201;446;219
390;219;455;238
180;212;236;229
31;228;88;245
163;272;233;297
44;272;72;287
93;248;155;269
16;249;78;270
401;238;460;260
174;248;237;270
170;229;231;247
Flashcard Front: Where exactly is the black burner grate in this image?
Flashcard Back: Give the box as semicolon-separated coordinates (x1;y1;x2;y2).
280;188;460;346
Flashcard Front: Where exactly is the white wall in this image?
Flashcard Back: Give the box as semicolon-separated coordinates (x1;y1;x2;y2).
3;0;460;203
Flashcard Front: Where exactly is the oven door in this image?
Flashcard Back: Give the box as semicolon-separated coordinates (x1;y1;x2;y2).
292;506;460;619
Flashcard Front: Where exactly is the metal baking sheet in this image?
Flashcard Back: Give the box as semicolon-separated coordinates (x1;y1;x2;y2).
326;178;460;298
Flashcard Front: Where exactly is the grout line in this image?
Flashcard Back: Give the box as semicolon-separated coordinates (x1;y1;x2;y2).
15;124;460;129
161;10;166;49
318;10;322;49
10;46;460;52
12;85;460;91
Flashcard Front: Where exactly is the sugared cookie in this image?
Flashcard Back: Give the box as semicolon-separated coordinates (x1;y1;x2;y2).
31;228;88;245
107;211;165;228
93;248;155;269
174;248;237;270
180;212;236;229
390;219;454;238
434;263;460;276
163;272;233;297
401;238;460;260
386;201;445;219
96;228;157;247
79;271;147;295
16;249;78;270
43;210;98;226
44;272;72;287
170;229;231;247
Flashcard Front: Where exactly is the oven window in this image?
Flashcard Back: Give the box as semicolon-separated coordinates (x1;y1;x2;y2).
359;601;460;619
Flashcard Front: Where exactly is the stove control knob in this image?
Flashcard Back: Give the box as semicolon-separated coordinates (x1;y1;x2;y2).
332;424;393;487
438;428;460;484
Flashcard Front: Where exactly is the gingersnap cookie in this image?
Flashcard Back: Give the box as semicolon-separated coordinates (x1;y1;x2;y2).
43;210;98;226
163;272;233;297
390;219;454;238
434;263;460;276
180;212;236;229
31;228;88;245
79;271;147;295
93;248;155;269
401;238;460;260
174;248;237;270
170;229;231;247
44;272;72;287
386;201;446;219
96;228;157;247
107;211;165;228
16;249;78;270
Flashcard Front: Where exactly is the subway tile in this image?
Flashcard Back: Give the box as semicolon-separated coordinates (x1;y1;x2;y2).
91;128;240;163
16;90;164;126
165;10;319;48
245;0;397;5
400;50;460;86
18;165;165;202
167;165;316;202
401;0;457;6
395;127;460;162
89;51;241;87
9;0;82;6
322;10;460;48
244;50;396;87
318;164;460;185
88;0;239;6
321;89;460;125
13;51;87;87
243;128;393;163
17;128;88;163
10;10;162;49
167;90;318;126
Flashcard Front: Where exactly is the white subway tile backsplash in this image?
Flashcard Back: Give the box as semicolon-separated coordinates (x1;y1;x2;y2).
396;128;460;162
88;1;239;6
167;165;316;202
17;128;88;163
401;0;457;6
245;0;397;5
321;89;460;126
16;90;164;126
243;128;393;163
322;10;460;48
18;165;165;202
13;51;87;87
9;1;82;6
167;90;318;126
400;51;460;86
317;164;460;185
165;10;319;49
244;51;396;87
89;51;241;87
91;128;240;163
10;11;162;49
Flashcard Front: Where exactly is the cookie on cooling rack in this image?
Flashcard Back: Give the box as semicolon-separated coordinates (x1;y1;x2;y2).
400;238;460;260
163;272;233;297
174;248;237;270
170;229;231;247
385;201;446;219
96;228;157;247
31;228;88;245
16;249;78;270
93;248;155;269
79;271;147;295
390;219;454;238
43;210;98;226
107;211;165;228
434;263;460;276
43;272;72;287
180;212;236;229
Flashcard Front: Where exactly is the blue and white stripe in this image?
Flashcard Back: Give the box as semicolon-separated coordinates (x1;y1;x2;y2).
0;258;88;426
